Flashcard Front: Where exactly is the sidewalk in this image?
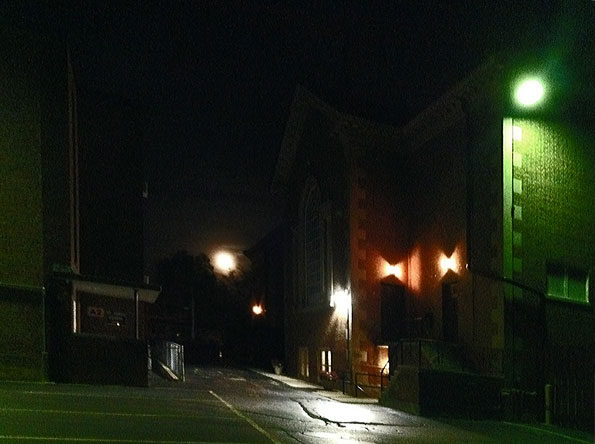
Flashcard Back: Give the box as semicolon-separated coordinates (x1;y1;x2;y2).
251;369;378;404
252;369;593;442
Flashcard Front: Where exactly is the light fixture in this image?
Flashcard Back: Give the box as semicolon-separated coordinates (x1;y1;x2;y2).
381;259;405;281
515;78;544;107
440;255;456;274
252;304;263;316
330;287;351;316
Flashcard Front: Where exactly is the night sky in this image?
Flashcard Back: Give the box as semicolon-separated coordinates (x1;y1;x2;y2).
7;1;582;272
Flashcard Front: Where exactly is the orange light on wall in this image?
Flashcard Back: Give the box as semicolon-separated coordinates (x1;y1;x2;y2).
440;255;456;273
409;246;422;292
439;245;464;276
381;259;404;281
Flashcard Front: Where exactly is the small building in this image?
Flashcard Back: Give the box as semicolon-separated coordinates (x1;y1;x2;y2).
273;47;593;429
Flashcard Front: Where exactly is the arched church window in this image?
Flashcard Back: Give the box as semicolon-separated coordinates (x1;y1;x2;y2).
303;184;323;307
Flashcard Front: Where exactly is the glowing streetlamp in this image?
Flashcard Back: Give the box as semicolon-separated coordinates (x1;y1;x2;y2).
252;304;264;316
515;78;544;107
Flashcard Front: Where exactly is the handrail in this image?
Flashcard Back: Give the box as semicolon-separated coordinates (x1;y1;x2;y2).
354;370;391;398
380;359;390;393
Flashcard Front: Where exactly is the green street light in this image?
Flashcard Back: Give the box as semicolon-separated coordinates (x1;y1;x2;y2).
515;78;544;107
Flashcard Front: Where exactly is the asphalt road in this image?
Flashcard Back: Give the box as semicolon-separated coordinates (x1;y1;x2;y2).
0;366;591;443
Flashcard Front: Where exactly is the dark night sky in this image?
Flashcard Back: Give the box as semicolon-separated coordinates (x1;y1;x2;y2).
7;1;588;272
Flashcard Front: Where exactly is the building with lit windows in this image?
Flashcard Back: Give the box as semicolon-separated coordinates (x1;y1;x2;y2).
273;48;593;429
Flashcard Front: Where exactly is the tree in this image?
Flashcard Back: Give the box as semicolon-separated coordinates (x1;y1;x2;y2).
152;250;252;364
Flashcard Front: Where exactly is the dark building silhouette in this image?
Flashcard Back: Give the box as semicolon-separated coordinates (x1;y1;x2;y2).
244;225;286;370
78;91;145;282
0;24;158;385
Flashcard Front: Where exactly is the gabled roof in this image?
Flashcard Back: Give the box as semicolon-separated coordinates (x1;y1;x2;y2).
271;86;400;195
402;55;505;150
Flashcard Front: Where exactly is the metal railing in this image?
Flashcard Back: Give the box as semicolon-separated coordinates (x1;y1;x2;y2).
380;359;390;394
396;338;465;371
341;367;391;398
152;340;185;381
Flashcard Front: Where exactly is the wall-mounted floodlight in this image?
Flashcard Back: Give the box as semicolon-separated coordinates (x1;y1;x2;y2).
384;263;404;280
330;287;351;316
440;255;457;274
515;78;544;107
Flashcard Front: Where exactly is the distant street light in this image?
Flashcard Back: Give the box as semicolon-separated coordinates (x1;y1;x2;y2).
252;304;264;316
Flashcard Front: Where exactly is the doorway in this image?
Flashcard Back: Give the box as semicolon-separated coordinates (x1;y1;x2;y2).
442;282;459;342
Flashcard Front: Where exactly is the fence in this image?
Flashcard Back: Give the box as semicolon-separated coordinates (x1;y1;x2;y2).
395;338;465;371
152;341;185;381
341;365;391;398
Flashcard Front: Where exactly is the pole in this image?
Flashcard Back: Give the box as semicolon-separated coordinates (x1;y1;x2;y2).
134;289;139;340
191;296;196;340
545;384;552;425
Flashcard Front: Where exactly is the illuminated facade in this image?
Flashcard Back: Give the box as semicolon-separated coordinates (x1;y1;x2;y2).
274;51;593;428
273;87;402;393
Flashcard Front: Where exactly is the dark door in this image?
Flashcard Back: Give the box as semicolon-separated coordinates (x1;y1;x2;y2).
442;282;458;342
380;283;406;342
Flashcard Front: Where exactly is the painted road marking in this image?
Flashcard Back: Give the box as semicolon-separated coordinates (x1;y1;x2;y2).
0;436;254;444
0;407;235;420
0;389;217;403
209;390;281;444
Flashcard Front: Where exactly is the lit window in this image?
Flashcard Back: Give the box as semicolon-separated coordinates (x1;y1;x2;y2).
320;349;332;373
547;264;589;304
299;347;309;378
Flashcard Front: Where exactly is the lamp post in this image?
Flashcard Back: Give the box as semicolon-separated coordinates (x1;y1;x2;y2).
331;287;352;390
250;303;264;366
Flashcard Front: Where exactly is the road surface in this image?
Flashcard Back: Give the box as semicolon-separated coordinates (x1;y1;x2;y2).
0;366;591;443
